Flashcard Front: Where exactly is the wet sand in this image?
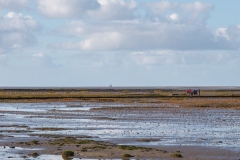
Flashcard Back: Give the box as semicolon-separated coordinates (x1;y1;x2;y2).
0;99;240;159
1;139;238;160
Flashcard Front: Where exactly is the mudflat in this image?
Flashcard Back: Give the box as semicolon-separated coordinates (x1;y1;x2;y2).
0;88;240;159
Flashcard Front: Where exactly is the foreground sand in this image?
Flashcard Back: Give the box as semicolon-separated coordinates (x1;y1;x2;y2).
1;135;239;160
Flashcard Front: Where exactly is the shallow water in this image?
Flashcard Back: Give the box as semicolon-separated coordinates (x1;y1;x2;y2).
0;102;240;159
0;146;91;160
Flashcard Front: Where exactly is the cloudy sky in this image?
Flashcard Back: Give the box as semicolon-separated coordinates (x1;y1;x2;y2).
0;0;240;87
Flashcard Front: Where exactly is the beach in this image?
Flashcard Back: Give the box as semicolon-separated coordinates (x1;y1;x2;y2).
0;88;240;159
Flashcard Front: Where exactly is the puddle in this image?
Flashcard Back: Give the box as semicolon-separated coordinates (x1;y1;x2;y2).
1;146;43;151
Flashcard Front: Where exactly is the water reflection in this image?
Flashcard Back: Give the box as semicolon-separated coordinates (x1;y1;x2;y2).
0;102;240;159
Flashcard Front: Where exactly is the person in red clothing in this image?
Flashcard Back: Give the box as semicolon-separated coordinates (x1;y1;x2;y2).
187;89;200;96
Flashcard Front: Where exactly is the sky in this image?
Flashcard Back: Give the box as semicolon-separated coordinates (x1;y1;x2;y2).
0;0;240;87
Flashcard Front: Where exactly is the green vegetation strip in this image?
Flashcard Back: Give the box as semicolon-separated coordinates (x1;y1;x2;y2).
1;90;240;100
118;145;152;151
48;137;95;146
34;127;65;131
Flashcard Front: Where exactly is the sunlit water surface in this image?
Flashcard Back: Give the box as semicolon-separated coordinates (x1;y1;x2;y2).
0;102;239;159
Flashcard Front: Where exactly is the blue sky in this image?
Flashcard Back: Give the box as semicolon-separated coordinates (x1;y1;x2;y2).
0;0;240;87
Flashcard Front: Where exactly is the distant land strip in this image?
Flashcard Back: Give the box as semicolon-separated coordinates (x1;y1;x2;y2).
0;87;240;100
1;86;240;91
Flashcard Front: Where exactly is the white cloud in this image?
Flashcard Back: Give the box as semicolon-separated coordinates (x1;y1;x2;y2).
0;0;29;12
130;50;235;66
35;0;214;23
51;19;240;51
37;0;100;18
4;53;56;68
48;32;123;51
215;28;230;40
214;26;240;50
57;20;87;37
31;53;55;67
46;1;236;51
37;0;137;20
80;32;123;50
130;51;183;65
0;12;40;54
2;12;39;31
87;0;137;20
48;42;80;50
224;26;240;41
33;53;44;58
169;13;179;21
145;1;213;24
146;1;173;14
181;1;212;17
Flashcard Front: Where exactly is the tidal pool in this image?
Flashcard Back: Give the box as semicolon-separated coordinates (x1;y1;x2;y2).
0;102;240;159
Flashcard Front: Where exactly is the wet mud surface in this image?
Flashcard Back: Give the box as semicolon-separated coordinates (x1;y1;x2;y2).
0;102;240;159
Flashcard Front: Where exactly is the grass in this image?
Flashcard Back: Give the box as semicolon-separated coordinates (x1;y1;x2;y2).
30;140;39;145
48;137;96;146
1;89;240;103
58;143;64;146
137;138;159;142
77;140;95;144
35;127;65;131
118;145;151;151
122;153;133;157
82;145;106;150
62;150;74;158
28;152;39;157
171;153;182;158
176;99;240;109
